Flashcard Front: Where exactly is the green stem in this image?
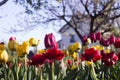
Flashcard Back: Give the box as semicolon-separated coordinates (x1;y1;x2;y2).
39;66;43;80
90;62;98;80
49;62;54;80
24;55;27;80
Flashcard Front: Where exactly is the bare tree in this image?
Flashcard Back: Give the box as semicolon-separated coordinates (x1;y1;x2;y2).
13;0;120;42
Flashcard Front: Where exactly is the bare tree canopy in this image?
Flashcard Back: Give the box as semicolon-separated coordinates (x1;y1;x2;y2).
7;0;120;42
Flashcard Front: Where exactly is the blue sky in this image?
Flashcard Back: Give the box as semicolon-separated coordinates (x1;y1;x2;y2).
0;0;62;49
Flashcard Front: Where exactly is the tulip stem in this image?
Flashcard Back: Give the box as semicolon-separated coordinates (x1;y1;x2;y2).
39;66;43;80
49;62;54;80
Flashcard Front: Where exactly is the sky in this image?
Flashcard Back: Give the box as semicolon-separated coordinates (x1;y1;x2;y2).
0;0;62;49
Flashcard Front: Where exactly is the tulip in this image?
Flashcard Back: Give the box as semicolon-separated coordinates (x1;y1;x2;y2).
62;49;69;56
81;48;101;62
102;51;118;66
82;35;87;44
86;38;91;44
0;50;9;63
22;41;30;54
44;33;58;48
68;42;81;53
114;38;120;48
95;32;102;41
16;41;30;57
29;37;40;46
68;44;75;53
67;59;72;66
38;49;46;54
8;36;18;51
89;33;96;42
109;34;115;44
44;47;64;62
0;42;5;50
100;38;110;47
28;54;45;66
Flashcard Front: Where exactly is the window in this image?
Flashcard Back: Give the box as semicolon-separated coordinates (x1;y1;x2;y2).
70;33;76;43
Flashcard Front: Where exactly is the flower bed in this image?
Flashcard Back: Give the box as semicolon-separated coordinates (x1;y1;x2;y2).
1;32;120;80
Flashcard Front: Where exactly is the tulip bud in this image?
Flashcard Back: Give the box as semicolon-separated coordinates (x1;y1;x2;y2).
0;42;5;50
82;35;87;44
0;50;9;63
8;37;18;51
9;37;16;41
29;38;40;46
89;33;96;42
95;32;102;41
44;33;58;48
114;38;120;48
100;38;110;47
109;34;115;44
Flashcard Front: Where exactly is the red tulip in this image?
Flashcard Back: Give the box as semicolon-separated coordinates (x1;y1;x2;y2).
95;32;102;41
28;54;45;66
89;33;96;42
0;42;4;44
100;38;110;47
82;35;87;43
81;48;101;62
102;52;118;66
44;33;58;48
114;38;120;48
117;52;120;60
67;59;72;66
109;34;115;44
44;47;64;62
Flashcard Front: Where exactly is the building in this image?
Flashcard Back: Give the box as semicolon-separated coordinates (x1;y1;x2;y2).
58;15;90;49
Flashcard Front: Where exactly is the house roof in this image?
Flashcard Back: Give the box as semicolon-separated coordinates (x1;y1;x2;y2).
59;24;70;33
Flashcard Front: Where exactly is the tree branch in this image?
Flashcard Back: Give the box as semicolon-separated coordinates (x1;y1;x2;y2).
0;0;8;6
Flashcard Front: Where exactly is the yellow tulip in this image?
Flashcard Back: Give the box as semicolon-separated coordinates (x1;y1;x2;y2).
68;44;74;53
68;42;81;53
83;46;88;50
0;50;9;63
87;38;91;44
29;38;40;46
62;49;69;56
22;41;30;54
38;49;45;54
105;49;110;54
85;61;92;66
17;41;30;57
73;42;81;52
17;45;24;57
72;52;77;60
95;45;104;51
8;40;18;51
70;65;77;70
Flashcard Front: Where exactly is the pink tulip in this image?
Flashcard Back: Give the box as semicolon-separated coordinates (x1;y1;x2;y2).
44;33;58;48
9;36;16;41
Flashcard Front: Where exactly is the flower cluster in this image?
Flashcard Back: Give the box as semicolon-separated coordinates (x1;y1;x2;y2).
82;32;120;66
1;32;120;80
